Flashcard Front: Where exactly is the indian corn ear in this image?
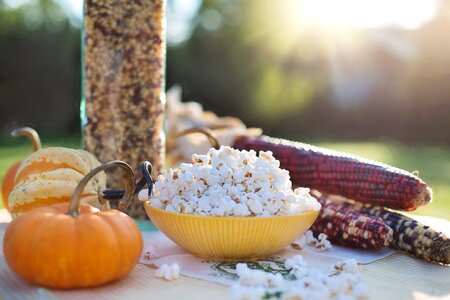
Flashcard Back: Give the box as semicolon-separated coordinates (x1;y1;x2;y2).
311;194;392;249
340;200;450;265
233;135;431;211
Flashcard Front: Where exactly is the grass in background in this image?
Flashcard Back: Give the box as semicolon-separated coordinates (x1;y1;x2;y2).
0;137;448;219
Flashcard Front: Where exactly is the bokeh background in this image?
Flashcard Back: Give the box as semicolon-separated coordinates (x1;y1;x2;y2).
0;0;449;218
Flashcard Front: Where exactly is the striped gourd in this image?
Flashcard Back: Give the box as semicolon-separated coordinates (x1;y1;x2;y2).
8;147;106;217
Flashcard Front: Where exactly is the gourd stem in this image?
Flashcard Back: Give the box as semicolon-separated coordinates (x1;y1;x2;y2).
117;161;153;211
175;128;221;150
102;161;154;202
67;160;135;218
11;127;42;152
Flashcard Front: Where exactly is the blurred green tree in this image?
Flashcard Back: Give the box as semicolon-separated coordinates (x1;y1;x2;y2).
0;0;80;135
167;0;330;136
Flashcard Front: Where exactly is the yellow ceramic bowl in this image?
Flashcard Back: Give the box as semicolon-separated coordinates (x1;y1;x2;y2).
144;202;319;261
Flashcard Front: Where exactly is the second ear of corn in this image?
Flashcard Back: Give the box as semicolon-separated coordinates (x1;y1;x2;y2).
311;193;392;250
312;192;450;265
340;199;450;265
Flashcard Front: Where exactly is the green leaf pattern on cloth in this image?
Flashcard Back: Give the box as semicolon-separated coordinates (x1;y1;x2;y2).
204;256;292;281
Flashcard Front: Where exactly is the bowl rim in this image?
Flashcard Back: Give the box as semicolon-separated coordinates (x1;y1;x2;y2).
144;201;320;221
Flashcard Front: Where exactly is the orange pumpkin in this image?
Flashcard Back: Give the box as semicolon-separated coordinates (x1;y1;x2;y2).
1;127;41;211
8;146;107;218
3;161;143;289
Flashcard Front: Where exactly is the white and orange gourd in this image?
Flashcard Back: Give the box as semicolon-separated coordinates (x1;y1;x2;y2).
8;147;107;217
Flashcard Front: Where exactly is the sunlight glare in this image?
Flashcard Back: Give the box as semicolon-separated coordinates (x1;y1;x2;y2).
284;0;439;31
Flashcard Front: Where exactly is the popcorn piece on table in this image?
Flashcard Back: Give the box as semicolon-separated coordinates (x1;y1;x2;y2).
284;255;307;270
334;259;359;274
143;249;152;261
149;146;321;217
155;263;180;281
305;230;319;245
284;255;309;279
352;281;370;299
229;284;266;300
291;234;307;250
297;230;333;252
236;263;284;288
230;258;368;300
141;245;159;262
316;233;333;252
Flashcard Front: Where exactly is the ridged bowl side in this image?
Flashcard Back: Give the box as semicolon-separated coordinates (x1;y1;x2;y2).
144;202;319;261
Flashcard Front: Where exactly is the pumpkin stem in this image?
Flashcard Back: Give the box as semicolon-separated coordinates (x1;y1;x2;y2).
11;127;42;152
68;160;136;218
175;127;221;150
101;161;154;204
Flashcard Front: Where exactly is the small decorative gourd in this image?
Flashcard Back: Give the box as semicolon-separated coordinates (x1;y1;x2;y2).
1;127;41;211
8;146;106;217
3;161;143;288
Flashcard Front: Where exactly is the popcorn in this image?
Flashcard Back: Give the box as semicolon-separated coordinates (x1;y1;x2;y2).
318;233;328;241
148;146;320;217
305;230;319;246
352;282;370;299
343;259;359;274
233;203;251;217
247;196;263;215
316;233;333;252
298;230;333;252
138;189;149;202
229;284;266;300
285;255;309;279
236;263;284;288
285;255;307;270
292;234;307;250
282;287;311;300
334;259;359;274
156;263;180;281
230;259;368;300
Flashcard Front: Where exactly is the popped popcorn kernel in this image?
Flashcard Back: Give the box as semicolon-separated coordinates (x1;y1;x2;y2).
229;284;266;300
236;263;284;288
316;233;333;252
334;259;359;274
305;230;319;245
155;263;180;281
285;255;307;270
299;230;333;252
